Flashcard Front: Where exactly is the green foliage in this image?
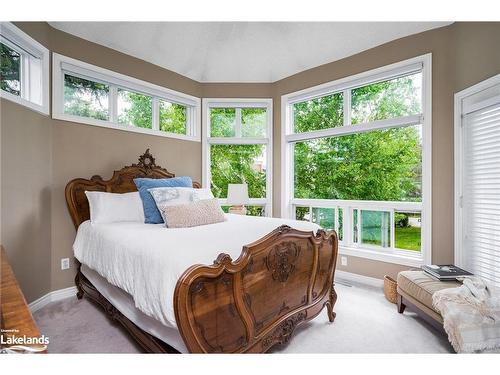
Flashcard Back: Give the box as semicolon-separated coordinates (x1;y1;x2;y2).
210;108;236;137
210;107;267;138
118;90;152;129
62;74;188;135
159;100;186;134
209;107;268;202
241;108;266;137
395;213;410;227
210;144;266;199
294;126;422;202
246;205;265;216
351;73;422;124
117;92;187;133
64;74;109;120
1;43;21;96
294;75;422;202
295;206;309;221
293;92;343;133
338;209;344;240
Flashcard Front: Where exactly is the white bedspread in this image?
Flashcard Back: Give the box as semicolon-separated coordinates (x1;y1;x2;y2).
73;214;320;328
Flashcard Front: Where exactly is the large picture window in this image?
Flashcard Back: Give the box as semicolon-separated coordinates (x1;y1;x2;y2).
53;53;201;141
0;22;49;114
282;55;431;266
203;99;272;217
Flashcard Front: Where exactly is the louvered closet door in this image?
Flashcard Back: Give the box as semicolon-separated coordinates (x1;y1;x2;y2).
463;100;500;287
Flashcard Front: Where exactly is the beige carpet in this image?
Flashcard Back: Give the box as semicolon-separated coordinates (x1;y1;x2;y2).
33;280;454;353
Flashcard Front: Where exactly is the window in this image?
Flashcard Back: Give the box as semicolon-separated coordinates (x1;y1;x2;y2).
282;55;431;266
203;99;273;217
294;92;344;133
455;74;500;287
1;42;21;96
52;53;201;141
117;89;152;128
64;74;109;120
351;72;422;124
159;99;187;134
0;22;49;114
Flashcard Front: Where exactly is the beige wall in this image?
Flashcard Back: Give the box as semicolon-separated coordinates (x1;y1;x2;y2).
1;22;499;300
1;23;53;302
454;22;500;92
1;100;53;302
201;83;273;99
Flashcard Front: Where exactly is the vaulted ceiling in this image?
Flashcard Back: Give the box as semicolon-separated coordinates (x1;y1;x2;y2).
49;22;451;83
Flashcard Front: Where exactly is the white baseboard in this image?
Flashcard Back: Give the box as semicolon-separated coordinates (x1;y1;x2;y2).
335;270;384;288
29;286;77;313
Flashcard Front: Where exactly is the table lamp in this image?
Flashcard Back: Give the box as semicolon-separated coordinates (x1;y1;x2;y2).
227;183;249;215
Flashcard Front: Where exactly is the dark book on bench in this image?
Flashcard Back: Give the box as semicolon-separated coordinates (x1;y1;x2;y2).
421;265;473;280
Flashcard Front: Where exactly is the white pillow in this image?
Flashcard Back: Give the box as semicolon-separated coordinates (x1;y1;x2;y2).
158;198;226;228
85;191;145;224
192;188;215;201
148;187;194;207
148;187;214;207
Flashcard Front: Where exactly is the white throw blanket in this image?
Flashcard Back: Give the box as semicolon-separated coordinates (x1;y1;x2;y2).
432;277;500;353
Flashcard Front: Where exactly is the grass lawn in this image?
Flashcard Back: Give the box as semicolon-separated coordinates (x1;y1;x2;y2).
395;226;421;252
362;225;421;252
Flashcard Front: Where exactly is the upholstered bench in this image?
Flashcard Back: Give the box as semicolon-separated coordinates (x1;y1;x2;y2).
396;270;461;332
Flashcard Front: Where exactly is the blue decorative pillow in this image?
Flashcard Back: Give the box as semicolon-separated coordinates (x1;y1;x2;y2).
134;177;193;223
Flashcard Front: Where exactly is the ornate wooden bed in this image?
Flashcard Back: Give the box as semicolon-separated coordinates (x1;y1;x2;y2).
65;149;338;353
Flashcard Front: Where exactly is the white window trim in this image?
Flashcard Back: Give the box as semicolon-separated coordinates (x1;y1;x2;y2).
52;53;201;142
281;54;432;266
454;73;500;268
202;98;273;217
0;22;49;115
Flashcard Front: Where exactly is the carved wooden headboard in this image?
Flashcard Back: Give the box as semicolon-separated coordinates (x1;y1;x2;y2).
65;149;201;229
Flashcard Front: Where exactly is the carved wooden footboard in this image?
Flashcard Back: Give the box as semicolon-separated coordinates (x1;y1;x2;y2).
66;150;338;354
174;225;338;353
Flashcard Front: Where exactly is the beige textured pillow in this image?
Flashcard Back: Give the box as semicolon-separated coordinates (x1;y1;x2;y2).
158;198;226;228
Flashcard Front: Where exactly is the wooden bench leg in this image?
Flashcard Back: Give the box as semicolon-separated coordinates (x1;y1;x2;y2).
397;294;406;313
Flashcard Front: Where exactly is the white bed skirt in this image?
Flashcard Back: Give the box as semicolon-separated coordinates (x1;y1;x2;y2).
81;265;188;353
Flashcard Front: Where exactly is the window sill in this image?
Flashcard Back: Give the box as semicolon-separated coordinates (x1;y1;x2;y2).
52;113;200;142
339;244;425;267
1;90;49;116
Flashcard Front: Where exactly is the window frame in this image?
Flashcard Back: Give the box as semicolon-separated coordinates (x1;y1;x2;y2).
0;22;49;115
281;54;432;267
202;98;273;217
52;53;201;141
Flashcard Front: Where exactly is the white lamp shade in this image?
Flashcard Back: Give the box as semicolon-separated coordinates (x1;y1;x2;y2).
226;184;249;205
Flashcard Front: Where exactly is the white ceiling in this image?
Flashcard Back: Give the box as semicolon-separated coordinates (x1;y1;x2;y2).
49;22;451;83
